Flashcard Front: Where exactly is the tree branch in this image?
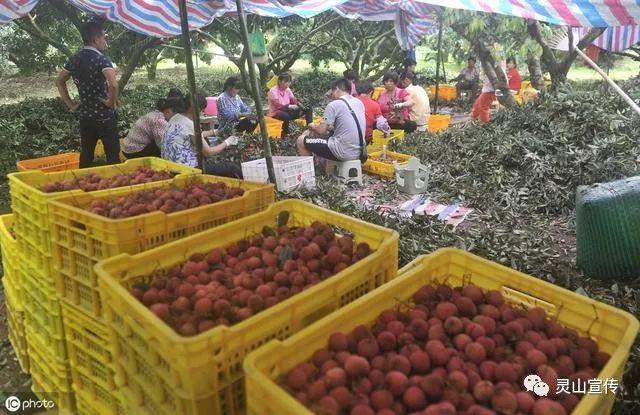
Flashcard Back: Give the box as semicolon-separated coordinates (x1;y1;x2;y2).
612;50;640;61
118;37;163;91
15;13;73;57
49;0;83;32
197;29;234;55
526;20;559;74
265;16;341;67
559;27;606;73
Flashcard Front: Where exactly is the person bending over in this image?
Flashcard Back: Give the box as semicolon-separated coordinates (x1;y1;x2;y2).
355;80;391;142
162;94;242;178
217;76;256;137
122;89;183;159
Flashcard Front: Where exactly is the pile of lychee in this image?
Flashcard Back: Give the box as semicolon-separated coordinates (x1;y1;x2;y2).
40;166;176;193
85;180;244;218
282;283;611;415
130;221;373;336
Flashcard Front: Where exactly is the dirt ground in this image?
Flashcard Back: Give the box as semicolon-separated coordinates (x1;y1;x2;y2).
0;286;36;404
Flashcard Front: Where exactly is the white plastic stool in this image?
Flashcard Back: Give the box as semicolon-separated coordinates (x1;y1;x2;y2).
326;159;363;185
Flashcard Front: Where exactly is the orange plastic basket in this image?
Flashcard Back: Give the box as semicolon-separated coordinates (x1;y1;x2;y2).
16;153;80;172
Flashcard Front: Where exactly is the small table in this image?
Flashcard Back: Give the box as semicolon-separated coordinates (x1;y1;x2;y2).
200;115;217;130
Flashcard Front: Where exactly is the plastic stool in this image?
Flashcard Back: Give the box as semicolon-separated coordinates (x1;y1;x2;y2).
326;160;363;185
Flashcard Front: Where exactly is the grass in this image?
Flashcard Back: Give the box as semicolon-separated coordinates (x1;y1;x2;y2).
3;49;636;106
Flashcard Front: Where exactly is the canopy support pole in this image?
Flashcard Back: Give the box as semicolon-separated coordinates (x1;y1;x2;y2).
177;0;204;170
434;13;443;113
234;0;276;184
573;46;640;116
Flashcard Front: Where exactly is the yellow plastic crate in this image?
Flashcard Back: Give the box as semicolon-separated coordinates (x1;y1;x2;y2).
3;276;30;373
429;84;457;102
362;150;412;179
16;152;80;172
94;137;126;162
50;175;274;319
428;114;452;133
371;86;385;100
9;157;200;256
293;115;322;128
366;129;405;152
62;302;125;415
0;214;22;300
96;199;399;415
21;263;67;359
27;328;75;414
244;248;640;415
255;116;284;139
16;236;54;285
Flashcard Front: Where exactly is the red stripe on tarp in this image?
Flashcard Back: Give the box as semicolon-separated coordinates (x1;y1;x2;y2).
549;0;581;26
604;0;635;25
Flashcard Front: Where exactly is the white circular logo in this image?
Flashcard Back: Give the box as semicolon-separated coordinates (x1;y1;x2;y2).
5;396;21;412
523;375;550;397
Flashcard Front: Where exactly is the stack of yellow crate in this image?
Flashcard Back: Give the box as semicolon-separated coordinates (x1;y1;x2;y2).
7;157;201;414
49;174;274;414
0;214;29;373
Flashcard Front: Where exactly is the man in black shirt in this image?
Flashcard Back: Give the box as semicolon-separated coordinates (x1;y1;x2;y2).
56;20;119;167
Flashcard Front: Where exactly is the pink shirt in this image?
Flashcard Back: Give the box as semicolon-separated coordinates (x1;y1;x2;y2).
377;88;409;120
267;86;296;116
123;111;167;154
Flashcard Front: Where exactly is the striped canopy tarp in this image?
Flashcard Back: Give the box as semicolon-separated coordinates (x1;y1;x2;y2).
574;25;640;51
0;0;437;48
2;0;640;49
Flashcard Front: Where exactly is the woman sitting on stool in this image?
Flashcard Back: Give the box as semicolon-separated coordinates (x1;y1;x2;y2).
267;72;313;138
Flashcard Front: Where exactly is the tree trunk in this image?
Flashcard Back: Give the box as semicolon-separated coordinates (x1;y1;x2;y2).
527;54;545;90
145;48;163;80
146;60;158;80
450;22;516;107
476;44;517;107
527;21;605;90
119;37;163;91
257;63;269;91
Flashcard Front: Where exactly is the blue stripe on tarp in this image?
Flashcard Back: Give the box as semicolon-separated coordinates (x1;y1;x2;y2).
523;0;555;22
579;0;608;27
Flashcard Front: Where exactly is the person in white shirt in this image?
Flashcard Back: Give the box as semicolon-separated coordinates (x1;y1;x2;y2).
398;71;430;132
162;94;242;177
471;61;507;125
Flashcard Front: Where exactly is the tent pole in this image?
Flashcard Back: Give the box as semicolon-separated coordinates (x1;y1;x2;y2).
234;0;276;184
178;0;204;170
434;12;443;113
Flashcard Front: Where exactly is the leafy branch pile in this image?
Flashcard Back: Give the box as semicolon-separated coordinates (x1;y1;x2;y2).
283;78;640;414
395;80;640;217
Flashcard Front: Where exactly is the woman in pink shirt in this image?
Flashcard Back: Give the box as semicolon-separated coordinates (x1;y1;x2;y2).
377;71;416;133
267;72;313;138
